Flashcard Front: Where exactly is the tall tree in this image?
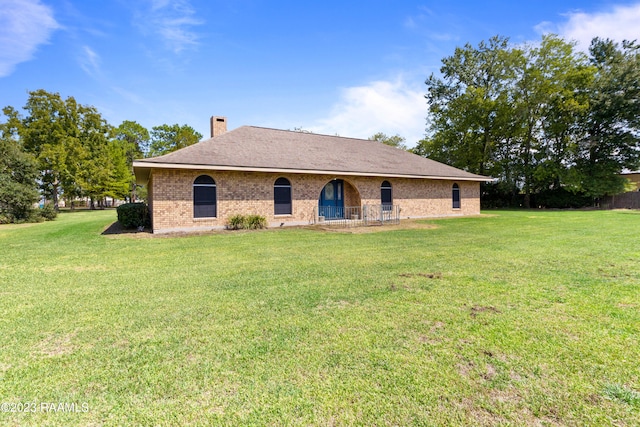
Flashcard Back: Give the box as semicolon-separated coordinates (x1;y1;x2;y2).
420;34;634;208
79;138;130;208
576;38;640;198
147;124;202;157
106;140;133;202
74;105;118;208
422;36;517;178
113;120;149;201
114;120;149;160
369;132;407;150
20;90;70;209
533;37;593;194
512;35;593;207
0;109;39;221
18;89;118;209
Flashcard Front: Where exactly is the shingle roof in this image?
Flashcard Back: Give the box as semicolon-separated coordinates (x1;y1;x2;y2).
133;126;491;182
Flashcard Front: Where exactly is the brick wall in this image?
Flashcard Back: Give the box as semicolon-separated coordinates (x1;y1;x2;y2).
148;168;481;233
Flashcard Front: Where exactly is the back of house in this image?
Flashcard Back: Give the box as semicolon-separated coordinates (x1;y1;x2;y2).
133;116;492;233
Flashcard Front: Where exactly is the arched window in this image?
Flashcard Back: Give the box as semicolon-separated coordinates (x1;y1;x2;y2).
452;183;461;209
193;175;216;218
381;180;392;210
274;177;292;215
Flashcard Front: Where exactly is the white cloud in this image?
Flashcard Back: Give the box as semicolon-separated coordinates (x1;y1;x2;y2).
111;86;146;106
78;45;101;77
540;3;640;50
311;77;426;146
136;0;203;53
0;0;59;77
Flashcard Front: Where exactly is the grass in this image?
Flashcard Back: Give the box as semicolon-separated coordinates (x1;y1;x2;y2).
0;208;639;426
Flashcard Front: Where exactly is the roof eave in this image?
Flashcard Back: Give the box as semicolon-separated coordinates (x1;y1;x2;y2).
132;161;494;182
134;165;150;185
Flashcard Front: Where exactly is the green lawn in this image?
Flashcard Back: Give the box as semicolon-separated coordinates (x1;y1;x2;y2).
0;209;639;426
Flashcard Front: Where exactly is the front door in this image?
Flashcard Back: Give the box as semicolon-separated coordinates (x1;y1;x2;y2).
319;180;344;219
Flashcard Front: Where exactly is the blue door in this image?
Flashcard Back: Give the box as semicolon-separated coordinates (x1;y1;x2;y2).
319;180;344;219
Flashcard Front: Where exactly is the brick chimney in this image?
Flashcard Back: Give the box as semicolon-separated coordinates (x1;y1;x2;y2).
210;116;227;137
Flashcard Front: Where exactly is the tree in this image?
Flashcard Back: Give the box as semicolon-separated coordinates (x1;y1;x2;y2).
20;90;71;209
0;111;39;221
420;34;634;208
575;38;640;198
512;35;593;207
369;132;407;150
147;124;202;157
79;138;130;208
74;107;122;208
59;99;97;208
114;120;149;160
529;37;593;195
17;89;127;209
113;120;149;201
107;140;133;201
423;36;517;177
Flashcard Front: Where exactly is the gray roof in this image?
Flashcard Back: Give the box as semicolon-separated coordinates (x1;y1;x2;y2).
134;126;491;182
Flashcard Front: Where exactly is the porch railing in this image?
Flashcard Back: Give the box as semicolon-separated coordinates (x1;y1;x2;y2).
313;205;400;227
363;204;400;225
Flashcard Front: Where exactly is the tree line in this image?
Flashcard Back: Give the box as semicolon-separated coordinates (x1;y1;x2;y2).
0;89;202;222
3;35;638;221
415;35;640;208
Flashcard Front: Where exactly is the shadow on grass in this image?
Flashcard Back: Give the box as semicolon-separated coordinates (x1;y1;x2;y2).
101;221;151;236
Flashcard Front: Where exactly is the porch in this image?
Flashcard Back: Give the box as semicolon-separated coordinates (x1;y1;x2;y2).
313;205;400;227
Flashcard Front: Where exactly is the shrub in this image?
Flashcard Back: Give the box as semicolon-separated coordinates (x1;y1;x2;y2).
225;214;267;230
534;188;592;209
245;214;267;229
117;203;150;229
227;214;246;230
26;210;45;223
0;204;58;224
481;182;593;209
39;203;58;221
481;181;520;208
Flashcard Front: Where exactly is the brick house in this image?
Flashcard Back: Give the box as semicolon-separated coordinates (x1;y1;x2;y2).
133;117;492;233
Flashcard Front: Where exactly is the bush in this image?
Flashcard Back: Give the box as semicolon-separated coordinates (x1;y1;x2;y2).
0;204;58;224
39;203;58;221
225;214;267;230
481;182;593;209
245;214;267;229
227;214;245;230
533;188;592;209
481;181;521;208
117;203;150;229
26;210;45;223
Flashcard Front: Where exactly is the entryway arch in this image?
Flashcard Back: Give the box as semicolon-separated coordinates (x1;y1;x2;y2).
318;178;361;219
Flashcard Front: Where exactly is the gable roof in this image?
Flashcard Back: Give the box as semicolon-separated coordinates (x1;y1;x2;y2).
133;126;491;183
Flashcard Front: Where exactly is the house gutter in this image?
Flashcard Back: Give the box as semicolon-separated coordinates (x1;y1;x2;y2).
132;161;495;185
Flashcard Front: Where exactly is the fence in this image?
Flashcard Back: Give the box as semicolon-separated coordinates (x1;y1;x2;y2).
313;205;400;227
601;192;640;209
363;204;400;225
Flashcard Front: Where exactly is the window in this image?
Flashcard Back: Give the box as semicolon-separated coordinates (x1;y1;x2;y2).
193;175;216;218
274;177;292;215
452;183;461;209
381;180;392;210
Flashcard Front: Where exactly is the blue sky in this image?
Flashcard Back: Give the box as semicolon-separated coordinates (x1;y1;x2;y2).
2;0;640;146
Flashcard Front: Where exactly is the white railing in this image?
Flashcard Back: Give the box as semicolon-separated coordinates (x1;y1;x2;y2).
313;205;399;227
